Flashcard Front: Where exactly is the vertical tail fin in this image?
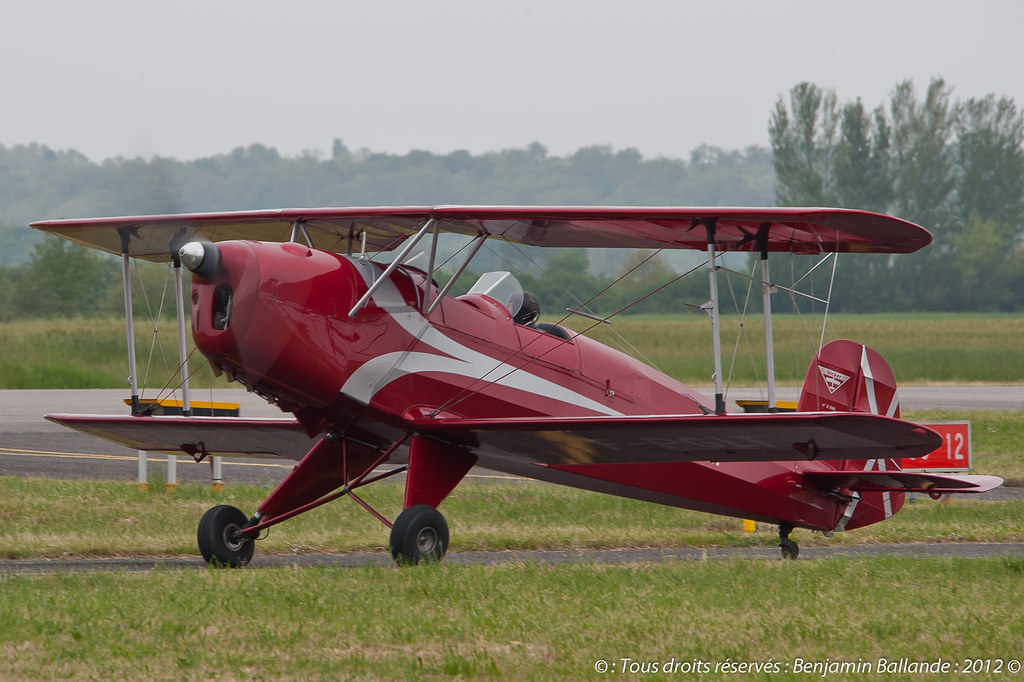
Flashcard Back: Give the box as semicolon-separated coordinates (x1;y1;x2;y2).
799;339;904;530
798;339;900;417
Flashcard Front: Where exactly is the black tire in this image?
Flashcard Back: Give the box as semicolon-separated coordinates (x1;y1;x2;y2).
197;504;255;568
389;505;449;565
780;538;800;560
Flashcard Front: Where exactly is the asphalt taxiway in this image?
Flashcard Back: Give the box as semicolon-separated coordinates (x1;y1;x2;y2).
1;386;1020;485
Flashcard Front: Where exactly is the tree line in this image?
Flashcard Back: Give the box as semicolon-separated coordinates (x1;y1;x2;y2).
0;141;772;264
1;77;1021;320
0;142;772;320
769;78;1024;312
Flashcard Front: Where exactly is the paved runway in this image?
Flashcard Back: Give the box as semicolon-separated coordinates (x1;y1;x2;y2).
1;386;1020;486
1;389;293;485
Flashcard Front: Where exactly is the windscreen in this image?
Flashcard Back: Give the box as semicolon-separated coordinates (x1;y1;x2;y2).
466;271;524;318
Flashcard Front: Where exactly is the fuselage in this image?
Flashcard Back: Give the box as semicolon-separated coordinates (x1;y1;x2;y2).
188;240;898;532
189;240;711;420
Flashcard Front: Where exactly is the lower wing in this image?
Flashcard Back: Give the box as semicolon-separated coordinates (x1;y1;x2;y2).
45;414;312;460
415;411;943;465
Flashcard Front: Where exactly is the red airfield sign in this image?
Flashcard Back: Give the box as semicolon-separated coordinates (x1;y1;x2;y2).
901;421;971;472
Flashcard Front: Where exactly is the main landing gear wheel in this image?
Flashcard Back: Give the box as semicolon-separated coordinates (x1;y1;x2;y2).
197;505;255;568
390;505;449;566
778;522;799;560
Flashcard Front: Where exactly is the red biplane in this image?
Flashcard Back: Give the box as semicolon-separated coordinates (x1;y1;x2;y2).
33;206;1001;565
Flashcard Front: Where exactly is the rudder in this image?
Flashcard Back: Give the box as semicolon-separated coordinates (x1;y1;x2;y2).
799;339;905;530
797;339;900;417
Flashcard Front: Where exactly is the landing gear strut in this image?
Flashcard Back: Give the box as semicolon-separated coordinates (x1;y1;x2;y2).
390;505;449;565
193;434;469;568
778;522;799;560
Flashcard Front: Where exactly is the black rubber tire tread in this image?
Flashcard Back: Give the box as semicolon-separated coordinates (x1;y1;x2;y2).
197;504;255;568
389;504;449;566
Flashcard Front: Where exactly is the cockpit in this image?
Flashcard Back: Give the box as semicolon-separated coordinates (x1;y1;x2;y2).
465;271;535;326
465;271;569;340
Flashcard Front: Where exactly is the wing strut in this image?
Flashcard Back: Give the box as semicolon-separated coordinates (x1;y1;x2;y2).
758;226;777;412
348;218;436;318
704;220;725;415
170;244;193;416
423;218;441;312
288;221;313;247
425;232;488;315
118;229;141;415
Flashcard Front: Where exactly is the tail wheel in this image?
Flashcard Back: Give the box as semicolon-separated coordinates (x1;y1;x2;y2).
778;521;799;560
390;505;449;566
197;504;255;568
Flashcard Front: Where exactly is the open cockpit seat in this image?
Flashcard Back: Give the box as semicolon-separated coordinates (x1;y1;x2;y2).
536;322;571;340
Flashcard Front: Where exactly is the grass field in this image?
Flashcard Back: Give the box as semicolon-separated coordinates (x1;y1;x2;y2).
1;447;1022;679
2;313;1023;388
1;313;1021;679
0;476;1023;679
579;312;1024;385
2;558;1023;680
1;475;1021;560
0;317;225;390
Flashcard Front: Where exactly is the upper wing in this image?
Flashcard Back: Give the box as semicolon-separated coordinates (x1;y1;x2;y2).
45;413;313;460
31;205;931;262
414;411;942;466
805;470;1003;495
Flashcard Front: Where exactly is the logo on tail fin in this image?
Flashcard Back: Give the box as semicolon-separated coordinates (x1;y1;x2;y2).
818;366;851;394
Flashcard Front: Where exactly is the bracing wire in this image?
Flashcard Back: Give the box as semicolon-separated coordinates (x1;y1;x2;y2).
486;241;666;370
722;255;763;400
129;258;235;409
130;259;174;402
819;251;839;354
715;249;839;391
427;245;707;418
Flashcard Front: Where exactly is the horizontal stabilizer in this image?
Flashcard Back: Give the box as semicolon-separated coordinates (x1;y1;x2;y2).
805;470;1003;495
45;414;312;460
416;411;942;466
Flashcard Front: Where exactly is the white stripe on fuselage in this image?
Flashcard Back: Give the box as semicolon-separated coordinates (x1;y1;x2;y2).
340;258;622;416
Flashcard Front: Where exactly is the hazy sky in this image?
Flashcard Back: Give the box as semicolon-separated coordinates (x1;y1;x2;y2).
4;0;1022;162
